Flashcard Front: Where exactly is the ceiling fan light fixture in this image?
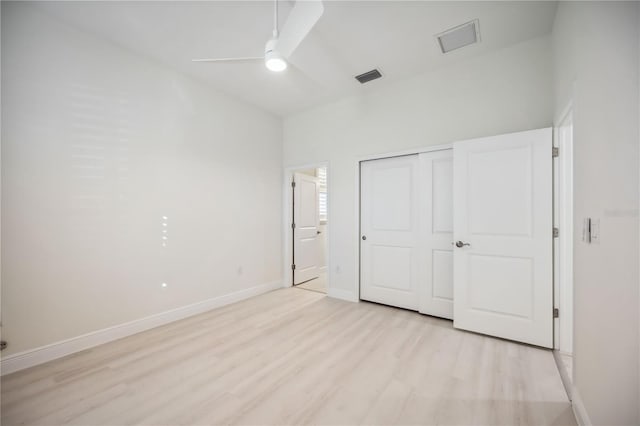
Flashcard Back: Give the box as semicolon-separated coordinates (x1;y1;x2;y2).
264;38;287;72
265;51;287;72
192;0;324;74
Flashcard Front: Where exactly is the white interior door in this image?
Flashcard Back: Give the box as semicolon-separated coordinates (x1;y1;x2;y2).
453;128;553;348
360;155;419;310
293;172;320;285
419;150;454;319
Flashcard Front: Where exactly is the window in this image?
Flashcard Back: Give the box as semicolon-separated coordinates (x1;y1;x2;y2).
317;167;327;223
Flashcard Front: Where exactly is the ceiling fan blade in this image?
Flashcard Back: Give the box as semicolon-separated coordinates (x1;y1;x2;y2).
192;57;263;63
286;31;352;92
286;62;324;92
276;0;324;59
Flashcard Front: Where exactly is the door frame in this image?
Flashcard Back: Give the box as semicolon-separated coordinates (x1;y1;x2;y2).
283;161;330;290
554;103;574;355
354;143;453;301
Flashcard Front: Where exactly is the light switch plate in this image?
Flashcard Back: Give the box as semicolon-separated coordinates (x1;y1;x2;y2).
590;219;600;243
583;218;591;243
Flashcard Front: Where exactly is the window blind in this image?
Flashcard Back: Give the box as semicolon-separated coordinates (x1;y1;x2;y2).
317;167;327;222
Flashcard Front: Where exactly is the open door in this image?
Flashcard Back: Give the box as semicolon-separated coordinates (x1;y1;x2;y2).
293;172;320;285
453;128;553;348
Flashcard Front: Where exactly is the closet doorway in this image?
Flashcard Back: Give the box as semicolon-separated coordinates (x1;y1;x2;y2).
359;128;554;348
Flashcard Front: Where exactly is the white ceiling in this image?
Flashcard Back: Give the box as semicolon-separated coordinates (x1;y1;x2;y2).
35;1;558;116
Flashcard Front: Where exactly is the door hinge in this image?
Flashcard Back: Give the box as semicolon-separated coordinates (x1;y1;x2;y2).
291;223;296;229
291;181;296;188
552;147;559;158
553;308;559;318
0;341;7;351
553;227;559;238
291;264;296;271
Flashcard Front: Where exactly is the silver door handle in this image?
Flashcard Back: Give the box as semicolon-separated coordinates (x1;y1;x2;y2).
455;241;470;248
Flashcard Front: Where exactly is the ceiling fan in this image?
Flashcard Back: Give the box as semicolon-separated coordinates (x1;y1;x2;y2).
192;0;324;72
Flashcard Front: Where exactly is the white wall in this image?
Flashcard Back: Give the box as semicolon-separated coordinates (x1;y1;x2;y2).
284;36;553;299
552;3;640;425
1;3;282;357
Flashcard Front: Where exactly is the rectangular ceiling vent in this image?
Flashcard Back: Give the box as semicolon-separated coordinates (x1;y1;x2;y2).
436;19;480;54
355;69;382;84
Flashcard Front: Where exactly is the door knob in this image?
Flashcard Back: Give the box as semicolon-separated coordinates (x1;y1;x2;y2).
455;241;470;248
362;235;367;241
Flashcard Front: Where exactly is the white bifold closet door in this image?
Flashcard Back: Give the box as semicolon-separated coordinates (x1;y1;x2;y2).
360;151;453;317
452;128;552;348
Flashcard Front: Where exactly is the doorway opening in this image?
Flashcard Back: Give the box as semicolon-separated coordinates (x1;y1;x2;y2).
284;164;328;294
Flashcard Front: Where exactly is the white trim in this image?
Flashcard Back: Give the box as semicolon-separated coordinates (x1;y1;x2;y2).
353;143;453;300
327;288;358;303
318;266;327;273
354;158;362;301
555;101;574;127
0;280;282;376
553;104;574;355
357;143;453;163
553;125;560;350
571;386;593;426
552;349;573;401
283;161;331;293
545;355;591;426
559;108;574;355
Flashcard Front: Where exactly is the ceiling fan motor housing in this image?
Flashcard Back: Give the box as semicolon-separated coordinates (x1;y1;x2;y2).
264;38;287;71
265;37;278;54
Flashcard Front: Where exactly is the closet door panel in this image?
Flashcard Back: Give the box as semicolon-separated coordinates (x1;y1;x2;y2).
419;150;454;319
360;155;419;310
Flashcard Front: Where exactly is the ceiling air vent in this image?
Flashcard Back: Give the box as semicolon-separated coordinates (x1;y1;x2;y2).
355;69;382;84
436;19;480;54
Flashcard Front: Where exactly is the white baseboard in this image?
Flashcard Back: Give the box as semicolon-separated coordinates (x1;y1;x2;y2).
571;386;592;426
0;280;282;376
327;287;358;303
552;350;573;400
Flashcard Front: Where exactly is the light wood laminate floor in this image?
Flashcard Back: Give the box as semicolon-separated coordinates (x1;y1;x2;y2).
296;272;327;294
1;288;576;425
